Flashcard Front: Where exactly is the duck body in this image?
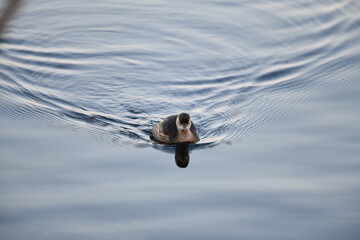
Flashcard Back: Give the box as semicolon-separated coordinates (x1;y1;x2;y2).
151;113;200;144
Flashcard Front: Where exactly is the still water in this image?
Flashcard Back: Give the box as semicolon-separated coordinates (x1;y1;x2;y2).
1;0;360;239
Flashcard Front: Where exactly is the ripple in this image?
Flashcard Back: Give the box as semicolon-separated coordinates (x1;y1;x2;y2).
256;65;303;84
1;0;359;148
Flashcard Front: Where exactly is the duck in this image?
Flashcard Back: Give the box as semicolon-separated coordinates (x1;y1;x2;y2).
151;113;200;144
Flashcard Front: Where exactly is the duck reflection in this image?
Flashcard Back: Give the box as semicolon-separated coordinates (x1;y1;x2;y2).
150;138;215;168
175;144;190;168
150;141;193;168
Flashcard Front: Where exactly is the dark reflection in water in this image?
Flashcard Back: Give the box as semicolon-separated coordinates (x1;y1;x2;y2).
151;144;192;168
0;0;23;38
175;144;190;168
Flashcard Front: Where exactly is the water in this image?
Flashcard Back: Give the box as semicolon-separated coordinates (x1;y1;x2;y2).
1;0;360;239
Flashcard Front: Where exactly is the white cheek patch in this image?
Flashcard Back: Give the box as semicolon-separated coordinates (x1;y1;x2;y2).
176;117;181;129
186;118;192;130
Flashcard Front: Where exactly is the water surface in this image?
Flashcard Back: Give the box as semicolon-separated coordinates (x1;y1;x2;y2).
1;0;360;239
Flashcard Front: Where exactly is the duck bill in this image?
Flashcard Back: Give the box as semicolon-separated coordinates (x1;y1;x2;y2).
181;124;189;131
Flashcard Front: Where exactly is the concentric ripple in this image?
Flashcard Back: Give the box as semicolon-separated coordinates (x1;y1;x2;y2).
1;0;359;147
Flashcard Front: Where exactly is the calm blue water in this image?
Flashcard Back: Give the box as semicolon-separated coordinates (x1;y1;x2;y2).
1;0;360;239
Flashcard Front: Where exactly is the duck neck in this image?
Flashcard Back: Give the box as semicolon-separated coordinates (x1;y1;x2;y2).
178;128;190;135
